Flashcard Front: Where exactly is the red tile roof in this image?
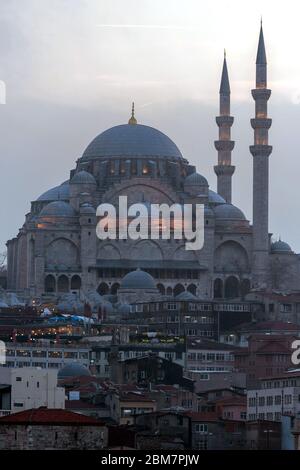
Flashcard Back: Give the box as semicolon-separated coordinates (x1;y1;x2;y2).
0;408;105;426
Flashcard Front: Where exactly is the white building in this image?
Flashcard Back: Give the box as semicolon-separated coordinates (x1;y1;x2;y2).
0;367;65;416
247;371;300;422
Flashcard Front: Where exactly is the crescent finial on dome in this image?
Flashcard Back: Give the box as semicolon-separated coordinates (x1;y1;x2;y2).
128;101;137;125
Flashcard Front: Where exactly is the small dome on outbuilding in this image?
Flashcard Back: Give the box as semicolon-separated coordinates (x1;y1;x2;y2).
58;362;91;379
120;268;156;290
271;240;293;253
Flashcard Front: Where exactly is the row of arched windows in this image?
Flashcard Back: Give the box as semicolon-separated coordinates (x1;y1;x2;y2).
45;274;81;293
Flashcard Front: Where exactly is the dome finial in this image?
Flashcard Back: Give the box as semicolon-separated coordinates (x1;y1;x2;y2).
128;101;137;125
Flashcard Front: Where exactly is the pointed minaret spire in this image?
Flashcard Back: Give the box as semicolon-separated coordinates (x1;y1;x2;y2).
214;51;235;203
220;50;230;95
256;22;267;64
128;102;137;125
250;21;272;288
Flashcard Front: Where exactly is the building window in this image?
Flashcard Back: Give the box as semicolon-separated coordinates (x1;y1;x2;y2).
16;377;22;382
195;424;208;433
275;395;282;405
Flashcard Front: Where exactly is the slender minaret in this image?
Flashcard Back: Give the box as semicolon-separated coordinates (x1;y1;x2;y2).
214;51;235;203
250;21;272;288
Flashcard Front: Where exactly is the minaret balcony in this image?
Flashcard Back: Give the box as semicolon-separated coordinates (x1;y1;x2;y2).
249;145;272;157
214;140;235;152
251;88;271;100
251;118;272;129
214;164;235;176
216;116;234;127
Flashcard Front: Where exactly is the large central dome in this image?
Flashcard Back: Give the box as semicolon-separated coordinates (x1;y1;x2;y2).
81;123;183;161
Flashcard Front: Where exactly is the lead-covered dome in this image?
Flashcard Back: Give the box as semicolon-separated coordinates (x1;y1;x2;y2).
120;268;156;290
70;170;96;185
39;201;77;217
184;172;208;186
58;362;91;379
208;190;226;205
81;124;183;161
214;203;246;220
271;240;293;253
37;181;70;202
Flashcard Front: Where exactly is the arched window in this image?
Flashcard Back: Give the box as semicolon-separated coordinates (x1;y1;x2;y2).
213;279;223;299
187;284;197;296
111;283;120;295
157;284;165;295
166;287;173;296
174;283;185;297
97;282;109;296
71;275;81;290
45;275;56;293
224;276;240;299
57;275;69;293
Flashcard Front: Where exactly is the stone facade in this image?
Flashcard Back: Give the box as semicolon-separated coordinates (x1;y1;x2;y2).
6;25;300;303
0;423;107;450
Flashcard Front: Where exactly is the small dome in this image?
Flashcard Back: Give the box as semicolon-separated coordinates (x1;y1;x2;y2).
175;291;197;301
120;268;156;290
80;203;96;214
271;240;292;253
208;190;226;205
70;170;96;185
214;203;246;220
58;362;91;379
81;124;183;161
39;201;77;218
184;172;208;186
37;181;70;202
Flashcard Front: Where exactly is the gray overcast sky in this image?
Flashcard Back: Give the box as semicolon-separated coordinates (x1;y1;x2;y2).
1;0;300;254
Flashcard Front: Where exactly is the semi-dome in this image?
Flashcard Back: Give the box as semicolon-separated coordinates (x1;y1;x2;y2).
208;189;226;205
39;201;77;218
37;181;70;202
184;172;208;186
70;170;96;185
58;362;91;379
81;124;183;161
214;203;246;220
271;240;293;253
120;268;156;290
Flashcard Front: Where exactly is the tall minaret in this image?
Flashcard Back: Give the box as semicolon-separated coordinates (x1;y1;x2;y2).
250;21;272;287
214;51;235;203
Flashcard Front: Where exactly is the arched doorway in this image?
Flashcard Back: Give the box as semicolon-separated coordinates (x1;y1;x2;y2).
45;274;56;293
57;275;69;293
224;276;240;299
157;284;165;295
174;283;185;297
213;278;223;299
187;284;197;296
111;283;120;295
71;275;81;290
97;282;109;296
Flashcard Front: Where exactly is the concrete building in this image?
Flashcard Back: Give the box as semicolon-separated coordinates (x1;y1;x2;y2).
235;334;296;388
6;23;300;306
247;371;300;421
0;367;65;416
